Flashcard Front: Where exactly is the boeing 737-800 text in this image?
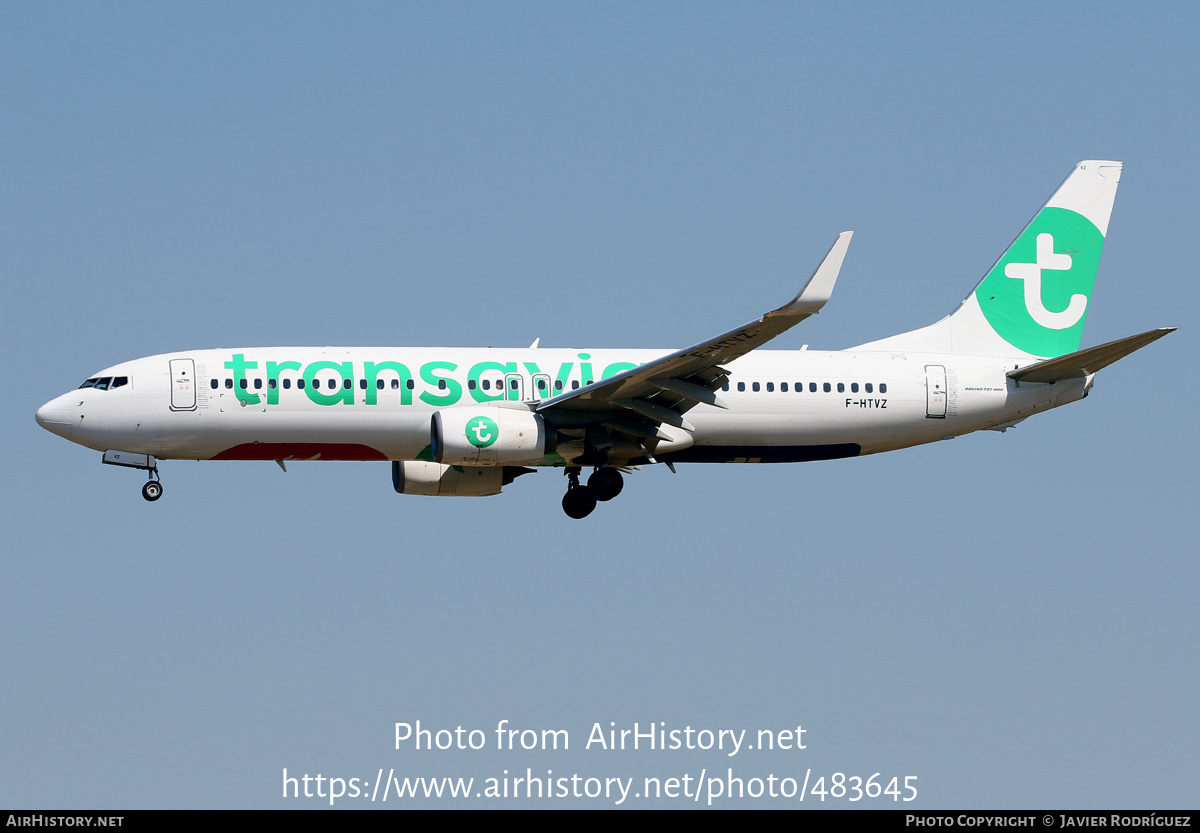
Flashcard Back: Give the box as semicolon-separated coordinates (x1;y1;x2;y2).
36;161;1172;518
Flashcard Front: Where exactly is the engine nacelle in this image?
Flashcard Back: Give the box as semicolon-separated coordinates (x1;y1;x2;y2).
431;406;550;466
392;461;504;496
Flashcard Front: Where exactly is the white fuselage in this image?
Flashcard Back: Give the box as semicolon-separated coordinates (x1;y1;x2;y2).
35;346;1089;466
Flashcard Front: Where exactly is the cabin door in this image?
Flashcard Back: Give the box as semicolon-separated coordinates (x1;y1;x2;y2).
925;364;947;419
169;359;197;411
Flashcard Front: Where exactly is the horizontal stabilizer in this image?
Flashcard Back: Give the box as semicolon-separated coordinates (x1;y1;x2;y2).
1008;328;1175;383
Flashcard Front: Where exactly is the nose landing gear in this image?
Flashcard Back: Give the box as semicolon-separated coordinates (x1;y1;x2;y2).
141;478;163;502
140;464;163;502
101;450;164;502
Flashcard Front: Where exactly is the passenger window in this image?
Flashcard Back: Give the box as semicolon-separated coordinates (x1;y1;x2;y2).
298;379;305;389
851;383;858;393
328;379;336;390
482;380;490;391
468;380;476;390
865;383;873;393
239;379;247;390
766;382;774;392
810;383;817;392
823;383;831;393
752;382;761;392
210;380;218;389
537;379;546;391
378;379;386;390
254;378;262;390
438;380;446;390
269;378;277;389
781;383;788;392
407;379;414;390
225;379;233;389
837;383;845;393
722;383;730;392
391;379;399;390
359;379;366;389
344;379;352;390
572;381;579;390
284;379;292;389
880;383;888;393
555;380;563;391
510;379;518;390
737;382;746;392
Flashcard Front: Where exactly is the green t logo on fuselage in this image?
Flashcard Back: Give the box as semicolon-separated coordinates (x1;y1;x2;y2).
466;416;499;448
974;206;1104;357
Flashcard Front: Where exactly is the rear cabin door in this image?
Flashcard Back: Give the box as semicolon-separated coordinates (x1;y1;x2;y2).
925;364;947;419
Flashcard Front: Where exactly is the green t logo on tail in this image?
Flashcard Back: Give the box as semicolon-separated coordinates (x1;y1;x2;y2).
975;206;1105;357
466;416;499;448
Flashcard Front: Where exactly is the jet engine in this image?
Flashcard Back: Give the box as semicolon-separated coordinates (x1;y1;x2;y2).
431;406;551;466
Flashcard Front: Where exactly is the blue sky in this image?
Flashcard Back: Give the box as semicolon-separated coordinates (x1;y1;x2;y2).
3;2;1197;808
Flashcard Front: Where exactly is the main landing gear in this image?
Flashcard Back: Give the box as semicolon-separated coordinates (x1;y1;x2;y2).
561;467;624;519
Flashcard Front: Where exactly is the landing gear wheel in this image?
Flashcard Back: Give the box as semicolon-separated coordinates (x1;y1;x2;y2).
142;480;163;502
588;468;624;501
562;486;597;519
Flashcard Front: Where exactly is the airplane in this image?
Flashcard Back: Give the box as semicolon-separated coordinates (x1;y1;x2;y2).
35;160;1173;519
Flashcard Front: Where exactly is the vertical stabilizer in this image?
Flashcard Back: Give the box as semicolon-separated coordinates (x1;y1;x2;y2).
854;161;1122;359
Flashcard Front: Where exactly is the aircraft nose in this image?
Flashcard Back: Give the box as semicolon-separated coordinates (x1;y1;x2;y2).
36;394;75;440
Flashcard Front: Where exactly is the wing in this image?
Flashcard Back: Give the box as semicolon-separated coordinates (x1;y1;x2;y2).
537;231;852;456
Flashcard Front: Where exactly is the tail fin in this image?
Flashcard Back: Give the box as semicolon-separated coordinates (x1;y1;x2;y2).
855;160;1122;358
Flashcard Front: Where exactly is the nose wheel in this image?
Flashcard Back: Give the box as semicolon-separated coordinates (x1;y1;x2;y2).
141;467;163;502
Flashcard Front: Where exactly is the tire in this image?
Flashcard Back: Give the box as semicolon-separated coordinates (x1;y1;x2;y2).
142;481;163;502
561;486;597;519
587;468;624;501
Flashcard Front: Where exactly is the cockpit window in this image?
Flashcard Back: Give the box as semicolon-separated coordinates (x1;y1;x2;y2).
79;376;128;390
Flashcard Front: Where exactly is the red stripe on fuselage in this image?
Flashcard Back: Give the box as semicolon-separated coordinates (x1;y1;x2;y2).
212;443;388;461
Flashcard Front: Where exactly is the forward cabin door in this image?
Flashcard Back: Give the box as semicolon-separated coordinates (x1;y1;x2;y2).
169;358;197;411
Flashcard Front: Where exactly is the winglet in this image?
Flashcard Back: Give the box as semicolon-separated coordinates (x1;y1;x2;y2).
772;231;852;318
536;230;853;415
